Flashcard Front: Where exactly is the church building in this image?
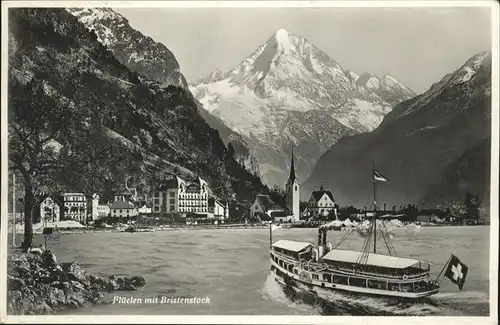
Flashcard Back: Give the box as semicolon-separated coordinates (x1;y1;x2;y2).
285;148;300;222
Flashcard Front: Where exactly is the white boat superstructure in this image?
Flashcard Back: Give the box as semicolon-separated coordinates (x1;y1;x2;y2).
270;239;439;298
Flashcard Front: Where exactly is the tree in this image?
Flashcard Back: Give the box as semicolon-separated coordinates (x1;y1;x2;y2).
463;192;481;219
9;78;71;249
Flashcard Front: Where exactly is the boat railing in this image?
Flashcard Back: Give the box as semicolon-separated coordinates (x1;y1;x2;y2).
327;265;430;281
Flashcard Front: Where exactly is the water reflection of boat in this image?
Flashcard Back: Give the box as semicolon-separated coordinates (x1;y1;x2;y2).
269;164;466;299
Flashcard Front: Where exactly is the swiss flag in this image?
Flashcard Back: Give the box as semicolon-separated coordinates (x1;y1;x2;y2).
444;255;468;290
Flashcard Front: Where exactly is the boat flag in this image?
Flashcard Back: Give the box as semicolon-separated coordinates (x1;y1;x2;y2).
444;254;468;290
373;169;389;183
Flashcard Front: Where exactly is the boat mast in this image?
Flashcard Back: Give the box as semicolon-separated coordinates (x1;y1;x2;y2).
372;161;377;254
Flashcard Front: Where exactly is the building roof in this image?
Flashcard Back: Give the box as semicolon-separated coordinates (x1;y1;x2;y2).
311;184;335;202
270;210;288;218
109;201;136;209
320;249;430;269
256;194;283;211
272;240;313;253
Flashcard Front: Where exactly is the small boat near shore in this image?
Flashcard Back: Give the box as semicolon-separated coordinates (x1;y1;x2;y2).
269;164;468;300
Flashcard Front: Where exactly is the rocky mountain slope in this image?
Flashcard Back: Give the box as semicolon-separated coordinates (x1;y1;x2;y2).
67;8;188;89
303;52;491;209
67;8;258;174
8;8;268;205
191;29;416;187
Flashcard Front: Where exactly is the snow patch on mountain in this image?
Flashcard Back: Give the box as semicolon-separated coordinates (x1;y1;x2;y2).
399;51;490;118
191;28;416;186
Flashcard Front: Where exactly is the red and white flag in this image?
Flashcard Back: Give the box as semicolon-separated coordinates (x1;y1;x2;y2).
445;254;468;290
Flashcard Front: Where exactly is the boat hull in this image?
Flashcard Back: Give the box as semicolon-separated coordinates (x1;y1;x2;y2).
270;258;439;299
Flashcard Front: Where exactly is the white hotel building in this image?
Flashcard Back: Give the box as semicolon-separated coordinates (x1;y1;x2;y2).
153;176;210;215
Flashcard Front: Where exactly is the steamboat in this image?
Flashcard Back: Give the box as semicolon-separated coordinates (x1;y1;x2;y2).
269;164;467;299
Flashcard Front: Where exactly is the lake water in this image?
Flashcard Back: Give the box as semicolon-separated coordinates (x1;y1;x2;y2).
29;226;490;316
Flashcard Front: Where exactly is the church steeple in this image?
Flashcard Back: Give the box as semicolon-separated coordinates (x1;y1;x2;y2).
288;146;296;183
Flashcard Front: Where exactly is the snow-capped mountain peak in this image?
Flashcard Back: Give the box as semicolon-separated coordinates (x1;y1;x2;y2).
190;29;416;186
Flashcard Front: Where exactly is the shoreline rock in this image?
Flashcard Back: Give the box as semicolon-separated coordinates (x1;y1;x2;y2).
7;249;146;315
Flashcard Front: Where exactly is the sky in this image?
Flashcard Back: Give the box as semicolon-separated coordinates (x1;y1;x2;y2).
115;6;492;94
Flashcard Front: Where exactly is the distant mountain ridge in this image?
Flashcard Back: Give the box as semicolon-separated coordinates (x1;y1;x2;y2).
67;7;260;175
303;51;491;210
191;28;416;187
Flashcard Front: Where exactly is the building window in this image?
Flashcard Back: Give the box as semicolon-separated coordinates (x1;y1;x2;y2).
155;206;159;212
295;186;297;191
170;205;175;211
170;192;175;197
154;192;159;197
170;199;175;204
154;199;159;205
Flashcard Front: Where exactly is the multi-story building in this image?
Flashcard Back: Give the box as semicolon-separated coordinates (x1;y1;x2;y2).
87;193;110;220
307;184;338;219
109;200;138;218
62;193;87;223
97;202;111;219
153;176;210;215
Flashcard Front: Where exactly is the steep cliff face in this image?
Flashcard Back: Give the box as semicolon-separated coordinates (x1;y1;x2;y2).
8;8;267;203
191;28;416;187
303;52;491;209
67;8;188;89
67;7;259;174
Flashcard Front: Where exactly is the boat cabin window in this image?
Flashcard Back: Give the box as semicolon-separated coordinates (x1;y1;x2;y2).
401;283;414;292
414;280;429;292
349;277;366;288
288;264;294;272
312;274;319;280
322;273;333;283
333;275;348;285
388;283;401;291
273;247;300;260
367;279;386;290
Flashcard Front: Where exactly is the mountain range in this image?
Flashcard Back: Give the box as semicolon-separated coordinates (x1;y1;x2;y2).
303;51;492;209
67;8;260;175
191;28;416;187
8;8;269;206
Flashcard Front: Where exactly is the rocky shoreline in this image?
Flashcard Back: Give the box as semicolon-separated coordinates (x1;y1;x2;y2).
7;248;146;315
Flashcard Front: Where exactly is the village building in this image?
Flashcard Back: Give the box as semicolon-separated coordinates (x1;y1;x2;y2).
109;200;138;218
96;201;111;219
307;184;338;219
301;206;313;220
62;193;87;223
208;198;229;220
138;204;152;215
153;176;210;216
250;194;287;222
37;195;61;224
86;193;111;220
285;148;300;222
